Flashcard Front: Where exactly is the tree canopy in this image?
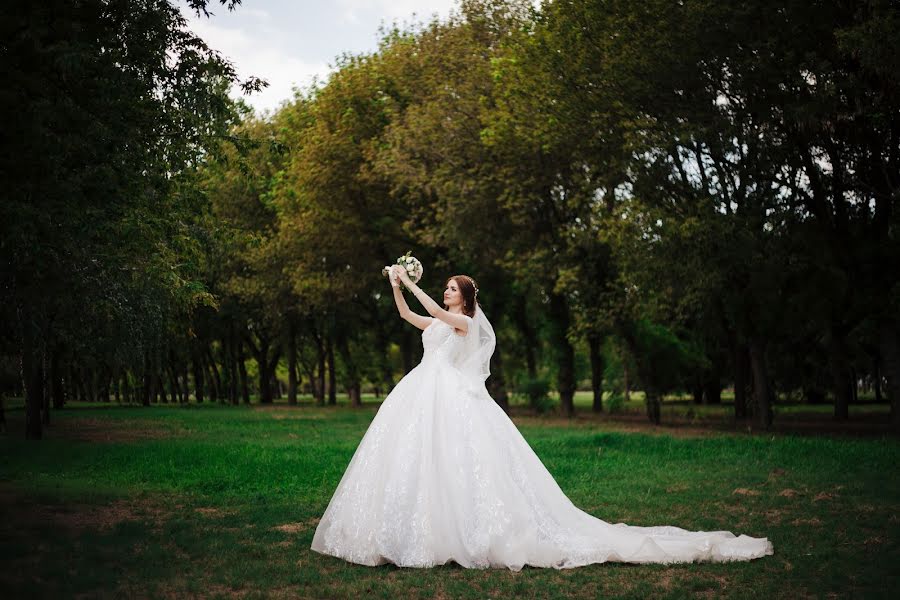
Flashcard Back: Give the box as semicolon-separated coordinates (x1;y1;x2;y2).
3;0;897;437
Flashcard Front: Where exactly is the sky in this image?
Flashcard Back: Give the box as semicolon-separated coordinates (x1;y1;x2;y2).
176;0;461;115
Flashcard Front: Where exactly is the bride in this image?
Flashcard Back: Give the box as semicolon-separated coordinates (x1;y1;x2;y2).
310;265;774;570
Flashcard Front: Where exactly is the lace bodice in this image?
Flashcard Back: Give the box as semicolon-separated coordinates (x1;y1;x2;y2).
421;318;468;367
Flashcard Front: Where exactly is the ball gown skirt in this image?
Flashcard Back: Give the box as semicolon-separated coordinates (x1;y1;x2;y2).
310;318;774;570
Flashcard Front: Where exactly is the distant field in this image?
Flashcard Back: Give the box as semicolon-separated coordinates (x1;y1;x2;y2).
1;402;898;598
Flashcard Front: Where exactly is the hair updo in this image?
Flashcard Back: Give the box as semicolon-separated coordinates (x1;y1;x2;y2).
445;275;479;318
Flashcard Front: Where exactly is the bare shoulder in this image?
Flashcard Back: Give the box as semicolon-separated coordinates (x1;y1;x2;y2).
453;314;473;337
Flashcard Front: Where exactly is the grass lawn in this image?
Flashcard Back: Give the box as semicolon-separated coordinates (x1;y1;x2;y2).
1;400;898;599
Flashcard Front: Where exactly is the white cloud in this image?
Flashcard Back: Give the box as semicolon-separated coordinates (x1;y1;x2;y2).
239;8;272;20
340;9;360;25
176;0;467;114
186;14;329;114
336;0;459;23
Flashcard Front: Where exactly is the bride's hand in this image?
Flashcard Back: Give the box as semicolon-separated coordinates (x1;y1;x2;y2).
393;265;413;285
389;265;403;288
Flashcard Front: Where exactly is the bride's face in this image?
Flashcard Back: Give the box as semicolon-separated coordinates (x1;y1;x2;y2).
443;278;463;309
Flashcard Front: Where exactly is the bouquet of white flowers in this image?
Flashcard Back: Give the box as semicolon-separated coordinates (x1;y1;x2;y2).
382;251;423;290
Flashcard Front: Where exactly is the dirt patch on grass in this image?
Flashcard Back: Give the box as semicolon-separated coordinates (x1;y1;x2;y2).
813;492;837;502
272;517;320;534
791;517;823;526
194;507;237;518
268;413;326;420
0;486;170;534
154;582;307;600
732;488;761;496
763;509;784;524
862;536;885;549
666;484;689;493
511;413;727;439
506;405;896;438
46;417;183;443
655;568;677;591
251;404;329;416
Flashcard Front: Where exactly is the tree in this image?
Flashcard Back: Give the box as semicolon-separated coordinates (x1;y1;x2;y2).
1;0;263;437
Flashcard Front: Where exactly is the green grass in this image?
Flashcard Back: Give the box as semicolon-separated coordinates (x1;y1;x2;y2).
1;402;898;599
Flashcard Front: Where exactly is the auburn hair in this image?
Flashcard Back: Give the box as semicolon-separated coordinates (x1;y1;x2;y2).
444;275;479;318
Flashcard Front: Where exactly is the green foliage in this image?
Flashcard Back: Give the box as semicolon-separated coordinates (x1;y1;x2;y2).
514;374;553;414
605;391;625;414
2;0;260;412
4;0;898;432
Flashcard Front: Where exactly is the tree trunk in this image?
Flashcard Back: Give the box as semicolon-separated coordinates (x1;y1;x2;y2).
20;311;43;439
287;321;298;405
549;293;575;417
124;371;134;404
399;330;414;375
253;338;273;405
158;368;169;404
314;332;326;406
873;356;883;404
326;333;336;406
192;351;204;403
75;369;87;402
691;381;703;405
303;362;317;400
269;346;282;403
151;369;160;404
50;349;65;409
827;331;852;420
86;369;98;402
237;339;251;404
371;314;395;394
83;369;93;402
878;322;900;431
514;294;537;378
703;371;722;405
272;374;282;400
245;334;280;406
336;332;361;408
589;334;604;413
204;346;222;403
733;340;749;419
645;387;661;425
379;351;394;395
488;344;510;414
41;351;50;424
181;362;189;403
748;338;773;429
228;328;239;405
166;356;183;405
100;371;111;404
142;352;152;406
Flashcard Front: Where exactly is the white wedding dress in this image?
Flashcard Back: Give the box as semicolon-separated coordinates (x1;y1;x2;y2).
310;312;774;570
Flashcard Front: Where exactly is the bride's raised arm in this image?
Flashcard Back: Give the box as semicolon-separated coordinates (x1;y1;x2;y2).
389;267;433;331
393;266;469;335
